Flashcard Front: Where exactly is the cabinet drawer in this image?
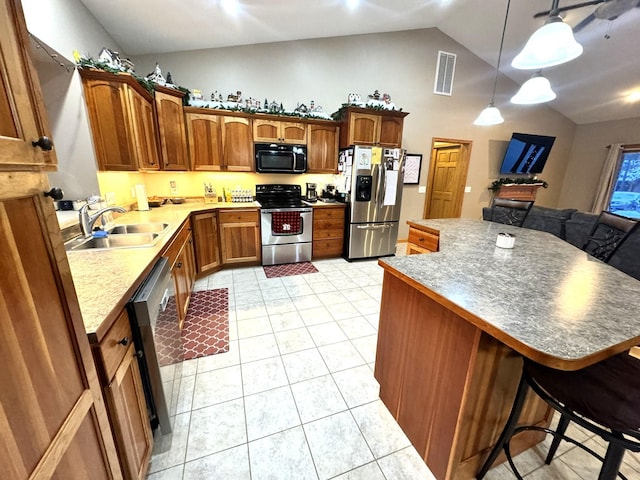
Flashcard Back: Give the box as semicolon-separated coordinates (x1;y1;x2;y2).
98;309;133;382
313;219;344;239
407;227;439;252
313;239;344;258
219;209;258;224
313;207;345;221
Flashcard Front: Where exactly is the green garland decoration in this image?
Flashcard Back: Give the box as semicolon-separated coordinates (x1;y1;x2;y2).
331;103;403;121
489;177;549;192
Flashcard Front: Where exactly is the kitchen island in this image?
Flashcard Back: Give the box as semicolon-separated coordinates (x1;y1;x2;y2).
376;218;640;479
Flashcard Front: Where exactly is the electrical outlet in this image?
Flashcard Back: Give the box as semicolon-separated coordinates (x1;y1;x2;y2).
105;192;116;205
170;180;177;194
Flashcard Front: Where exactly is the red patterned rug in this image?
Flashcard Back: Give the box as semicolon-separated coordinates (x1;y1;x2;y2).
155;289;229;366
263;262;319;278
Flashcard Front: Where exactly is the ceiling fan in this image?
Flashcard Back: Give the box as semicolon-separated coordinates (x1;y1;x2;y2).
534;0;640;32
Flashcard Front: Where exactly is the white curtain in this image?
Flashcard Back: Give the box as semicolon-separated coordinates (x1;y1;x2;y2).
591;143;623;213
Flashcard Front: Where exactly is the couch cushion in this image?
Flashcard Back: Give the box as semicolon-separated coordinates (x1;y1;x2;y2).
608;230;640;281
522;206;576;239
565;211;599;248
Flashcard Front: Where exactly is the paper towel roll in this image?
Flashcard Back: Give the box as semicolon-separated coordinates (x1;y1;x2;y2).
135;184;149;211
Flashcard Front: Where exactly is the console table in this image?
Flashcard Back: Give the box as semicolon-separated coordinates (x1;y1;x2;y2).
376;218;640;479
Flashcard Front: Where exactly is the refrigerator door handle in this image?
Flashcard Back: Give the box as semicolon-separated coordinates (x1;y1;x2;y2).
356;224;392;230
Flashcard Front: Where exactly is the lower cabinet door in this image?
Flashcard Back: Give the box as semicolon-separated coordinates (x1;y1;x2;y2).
105;344;153;480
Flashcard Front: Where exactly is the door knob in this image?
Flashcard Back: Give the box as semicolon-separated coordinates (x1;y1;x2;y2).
32;136;53;151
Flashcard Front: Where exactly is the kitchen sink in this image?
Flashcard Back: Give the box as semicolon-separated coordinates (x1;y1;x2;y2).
106;222;169;234
65;232;161;251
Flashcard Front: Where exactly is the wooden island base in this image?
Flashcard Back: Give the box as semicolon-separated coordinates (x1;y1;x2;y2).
374;270;551;479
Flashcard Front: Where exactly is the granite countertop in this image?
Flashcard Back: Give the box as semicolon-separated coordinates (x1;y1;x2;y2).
67;201;258;340
380;218;640;369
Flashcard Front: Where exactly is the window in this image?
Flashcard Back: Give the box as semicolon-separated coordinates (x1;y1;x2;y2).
607;148;640;219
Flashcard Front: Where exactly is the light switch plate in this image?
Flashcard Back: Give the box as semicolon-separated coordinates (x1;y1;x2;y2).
418;186;426;194
464;186;472;193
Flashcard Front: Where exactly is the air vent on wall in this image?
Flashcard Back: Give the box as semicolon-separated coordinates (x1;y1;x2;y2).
434;50;456;96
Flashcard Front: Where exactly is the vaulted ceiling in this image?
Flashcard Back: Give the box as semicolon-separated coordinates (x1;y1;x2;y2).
78;0;640;125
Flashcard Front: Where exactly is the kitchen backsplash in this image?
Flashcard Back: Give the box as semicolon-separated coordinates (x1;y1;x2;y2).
97;171;339;206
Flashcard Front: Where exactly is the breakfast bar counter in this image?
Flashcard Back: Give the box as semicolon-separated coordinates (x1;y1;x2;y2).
375;218;640;479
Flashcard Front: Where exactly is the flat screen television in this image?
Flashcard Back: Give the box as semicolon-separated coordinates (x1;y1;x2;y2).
499;132;556;175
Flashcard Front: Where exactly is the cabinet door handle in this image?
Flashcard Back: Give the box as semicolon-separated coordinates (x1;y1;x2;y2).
117;336;129;346
32;136;53;151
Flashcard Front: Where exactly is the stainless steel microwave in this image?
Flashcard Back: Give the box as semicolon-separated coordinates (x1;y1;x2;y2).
255;143;307;174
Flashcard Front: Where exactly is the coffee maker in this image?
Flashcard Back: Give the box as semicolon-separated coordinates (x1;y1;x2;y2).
305;183;317;202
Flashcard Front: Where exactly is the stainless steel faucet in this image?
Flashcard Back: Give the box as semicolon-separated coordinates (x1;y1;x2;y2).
79;204;127;236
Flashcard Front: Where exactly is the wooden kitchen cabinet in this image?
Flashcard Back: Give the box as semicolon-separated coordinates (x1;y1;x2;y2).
185;109;253;172
406;221;440;254
80;69;160;171
94;309;152;480
253;118;307;144
337;106;409;148
163;220;196;329
0;1;121;478
192;211;221;274
219;208;261;265
155;86;189;171
0;0;57;170
307;123;339;173
312;205;346;259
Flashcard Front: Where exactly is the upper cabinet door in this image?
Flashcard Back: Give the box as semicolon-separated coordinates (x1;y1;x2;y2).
379;115;404;148
348;112;381;146
307;124;339;173
155;88;189;171
253;118;307;144
186;112;224;171
81;77;138;171
0;0;57;170
222;116;253;172
127;87;161;171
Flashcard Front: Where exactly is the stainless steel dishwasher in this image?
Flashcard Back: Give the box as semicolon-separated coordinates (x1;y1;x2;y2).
127;257;181;436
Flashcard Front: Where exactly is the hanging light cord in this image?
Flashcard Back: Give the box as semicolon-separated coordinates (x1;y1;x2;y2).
490;0;511;104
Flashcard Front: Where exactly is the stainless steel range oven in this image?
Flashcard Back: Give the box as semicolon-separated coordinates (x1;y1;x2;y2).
256;184;313;265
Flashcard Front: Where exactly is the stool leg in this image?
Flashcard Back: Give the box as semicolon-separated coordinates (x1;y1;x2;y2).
545;413;570;464
598;441;625;480
477;372;530;479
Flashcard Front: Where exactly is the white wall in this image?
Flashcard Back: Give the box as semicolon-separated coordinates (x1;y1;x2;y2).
23;0;123;201
132;28;577;238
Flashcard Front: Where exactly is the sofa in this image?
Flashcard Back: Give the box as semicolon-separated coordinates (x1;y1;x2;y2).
482;205;640;281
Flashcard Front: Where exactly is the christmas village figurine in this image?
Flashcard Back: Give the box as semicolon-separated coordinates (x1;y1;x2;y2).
309;100;323;113
347;93;361;104
368;89;381;101
382;92;392;104
98;48;135;72
294;103;309;114
211;91;223;102
145;63;166;85
227;90;243;103
166;72;173;85
245;97;260;109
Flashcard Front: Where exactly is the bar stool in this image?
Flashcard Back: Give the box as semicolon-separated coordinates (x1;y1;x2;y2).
476;352;640;480
583;210;639;263
489;198;534;227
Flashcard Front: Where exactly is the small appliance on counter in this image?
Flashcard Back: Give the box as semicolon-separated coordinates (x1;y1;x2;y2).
305;183;317;202
322;184;336;199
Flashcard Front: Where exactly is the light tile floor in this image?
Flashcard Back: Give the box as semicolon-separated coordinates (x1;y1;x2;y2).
147;255;640;480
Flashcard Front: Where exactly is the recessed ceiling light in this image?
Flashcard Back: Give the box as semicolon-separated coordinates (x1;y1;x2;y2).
221;0;240;15
346;0;360;10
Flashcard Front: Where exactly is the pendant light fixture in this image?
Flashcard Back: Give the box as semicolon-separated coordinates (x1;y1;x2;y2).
511;71;557;104
512;1;583;70
474;0;511;126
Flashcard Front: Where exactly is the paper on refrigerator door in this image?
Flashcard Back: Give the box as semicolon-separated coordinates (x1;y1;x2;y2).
371;147;382;165
383;171;398;205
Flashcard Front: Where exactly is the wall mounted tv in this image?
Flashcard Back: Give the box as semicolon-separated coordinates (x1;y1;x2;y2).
499;133;556;175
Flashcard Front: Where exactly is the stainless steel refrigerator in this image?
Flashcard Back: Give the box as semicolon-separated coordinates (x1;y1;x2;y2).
341;145;405;260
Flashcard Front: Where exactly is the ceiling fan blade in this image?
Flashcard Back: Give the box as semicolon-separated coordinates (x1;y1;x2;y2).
573;12;597;30
533;0;604;18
